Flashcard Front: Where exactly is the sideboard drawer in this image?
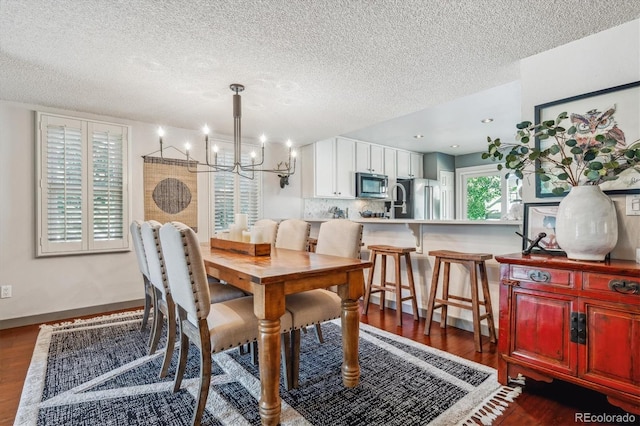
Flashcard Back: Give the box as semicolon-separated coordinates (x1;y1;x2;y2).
510;265;573;288
584;272;640;300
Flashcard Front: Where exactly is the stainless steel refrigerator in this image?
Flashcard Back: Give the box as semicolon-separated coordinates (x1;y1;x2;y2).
388;178;441;220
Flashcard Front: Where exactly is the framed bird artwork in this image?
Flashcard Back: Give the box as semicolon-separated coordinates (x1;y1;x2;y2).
534;81;640;197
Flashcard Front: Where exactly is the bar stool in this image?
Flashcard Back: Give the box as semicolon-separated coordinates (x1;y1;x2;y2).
363;245;419;327
425;250;497;352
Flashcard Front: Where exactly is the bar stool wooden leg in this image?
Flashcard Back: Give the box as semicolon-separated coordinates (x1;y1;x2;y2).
394;252;402;327
405;253;419;321
363;250;378;315
424;256;441;335
469;260;482;352
440;261;451;329
479;261;497;343
379;254;387;311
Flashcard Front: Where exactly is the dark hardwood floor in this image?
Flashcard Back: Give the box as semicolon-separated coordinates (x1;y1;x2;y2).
0;303;634;425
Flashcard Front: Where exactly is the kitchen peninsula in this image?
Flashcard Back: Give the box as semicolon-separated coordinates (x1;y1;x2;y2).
307;217;522;334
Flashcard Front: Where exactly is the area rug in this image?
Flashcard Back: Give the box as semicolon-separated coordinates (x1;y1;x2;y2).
15;311;521;425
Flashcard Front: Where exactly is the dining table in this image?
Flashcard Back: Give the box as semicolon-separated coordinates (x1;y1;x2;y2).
200;243;372;426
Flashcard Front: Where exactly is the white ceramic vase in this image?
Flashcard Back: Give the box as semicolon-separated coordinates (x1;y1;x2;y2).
555;185;618;261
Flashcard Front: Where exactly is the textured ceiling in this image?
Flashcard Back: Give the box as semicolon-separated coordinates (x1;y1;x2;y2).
1;0;639;154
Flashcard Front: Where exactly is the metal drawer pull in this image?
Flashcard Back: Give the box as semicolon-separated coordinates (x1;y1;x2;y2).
608;279;640;294
528;270;551;283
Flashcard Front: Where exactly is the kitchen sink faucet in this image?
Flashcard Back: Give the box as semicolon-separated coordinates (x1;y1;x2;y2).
387;183;407;219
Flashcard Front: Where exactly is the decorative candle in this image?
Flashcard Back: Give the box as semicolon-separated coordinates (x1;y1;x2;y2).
229;225;242;241
241;230;251;243
235;214;248;231
250;226;264;244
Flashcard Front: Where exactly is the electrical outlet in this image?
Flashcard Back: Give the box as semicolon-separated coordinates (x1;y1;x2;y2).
1;285;11;298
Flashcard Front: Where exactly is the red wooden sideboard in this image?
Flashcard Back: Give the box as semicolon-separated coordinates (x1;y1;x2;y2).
495;253;640;414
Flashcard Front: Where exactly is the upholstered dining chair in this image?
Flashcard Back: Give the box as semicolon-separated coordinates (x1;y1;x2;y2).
285;219;364;388
275;219;310;251
140;220;177;379
253;218;279;244
159;221;294;425
129;220;154;335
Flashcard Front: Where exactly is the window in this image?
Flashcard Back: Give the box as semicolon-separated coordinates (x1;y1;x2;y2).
456;164;521;220
37;113;130;256
211;144;262;232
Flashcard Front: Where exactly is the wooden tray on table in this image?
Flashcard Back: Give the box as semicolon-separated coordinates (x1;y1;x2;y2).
210;238;271;256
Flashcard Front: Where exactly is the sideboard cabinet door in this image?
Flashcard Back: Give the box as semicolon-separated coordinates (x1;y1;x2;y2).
509;287;577;376
580;299;640;396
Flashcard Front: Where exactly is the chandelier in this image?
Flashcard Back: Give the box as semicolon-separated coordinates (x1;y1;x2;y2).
159;83;296;187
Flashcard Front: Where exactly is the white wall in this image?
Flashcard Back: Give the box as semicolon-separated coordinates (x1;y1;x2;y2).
520;19;640;260
0;101;297;324
261;143;304;220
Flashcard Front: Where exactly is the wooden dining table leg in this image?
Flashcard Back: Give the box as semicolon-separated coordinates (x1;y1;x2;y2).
254;283;285;426
338;270;364;387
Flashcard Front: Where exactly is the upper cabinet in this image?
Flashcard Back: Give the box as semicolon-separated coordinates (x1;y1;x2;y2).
411;152;423;178
355;141;384;174
301;138;355;199
383;148;397;180
397;150;423;178
302;137;426;199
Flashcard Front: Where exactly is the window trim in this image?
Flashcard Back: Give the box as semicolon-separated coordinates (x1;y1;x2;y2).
455;164;509;220
36;112;131;256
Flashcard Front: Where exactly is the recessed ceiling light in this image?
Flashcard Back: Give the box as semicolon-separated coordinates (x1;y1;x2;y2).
481;118;494;123
414;134;424;139
450;144;459;148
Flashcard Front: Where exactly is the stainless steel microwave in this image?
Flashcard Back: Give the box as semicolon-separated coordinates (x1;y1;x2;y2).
355;172;388;199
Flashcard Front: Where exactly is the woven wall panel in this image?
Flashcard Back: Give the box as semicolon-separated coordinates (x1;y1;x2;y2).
143;157;198;231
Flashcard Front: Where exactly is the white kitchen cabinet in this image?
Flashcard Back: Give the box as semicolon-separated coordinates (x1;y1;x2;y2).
355;141;384;174
397;150;423;178
384;147;396;179
410;152;423;178
301;138;355;199
396;150;410;178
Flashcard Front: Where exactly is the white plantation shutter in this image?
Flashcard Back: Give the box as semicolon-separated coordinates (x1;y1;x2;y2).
89;122;127;249
37;113;130;256
212;145;262;232
43;116;85;251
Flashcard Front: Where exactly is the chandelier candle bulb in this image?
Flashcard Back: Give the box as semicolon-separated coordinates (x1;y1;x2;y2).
157;127;165;156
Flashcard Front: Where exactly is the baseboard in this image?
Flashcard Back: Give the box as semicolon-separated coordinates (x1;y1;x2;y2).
0;299;144;330
375;298;497;336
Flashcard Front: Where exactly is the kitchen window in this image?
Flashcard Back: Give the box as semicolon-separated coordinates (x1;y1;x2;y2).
456;164;521;220
36;113;130;256
211;145;262;232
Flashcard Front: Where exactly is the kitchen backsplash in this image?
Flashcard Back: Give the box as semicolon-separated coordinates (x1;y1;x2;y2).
303;198;386;219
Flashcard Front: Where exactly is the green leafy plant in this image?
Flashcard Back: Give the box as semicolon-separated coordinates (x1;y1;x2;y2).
482;111;640;195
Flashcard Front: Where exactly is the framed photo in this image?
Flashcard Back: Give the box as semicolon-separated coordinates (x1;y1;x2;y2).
534;81;640;197
522;202;565;255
